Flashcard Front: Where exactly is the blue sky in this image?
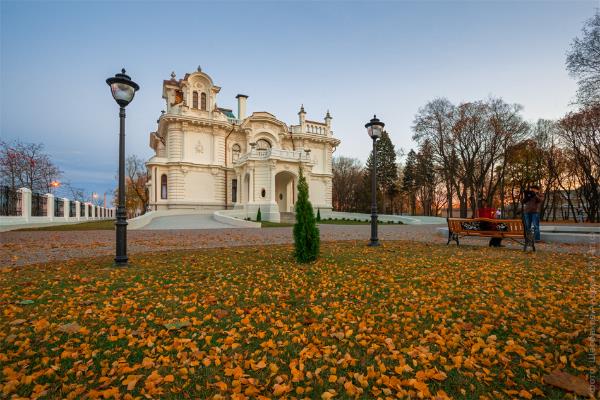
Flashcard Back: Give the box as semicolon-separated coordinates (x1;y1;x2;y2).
1;0;595;200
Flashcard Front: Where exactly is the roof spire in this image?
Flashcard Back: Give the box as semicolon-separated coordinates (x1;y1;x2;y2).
170;71;176;80
298;104;305;114
325;109;332;119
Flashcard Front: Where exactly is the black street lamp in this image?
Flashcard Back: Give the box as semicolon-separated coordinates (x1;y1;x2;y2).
365;115;384;247
106;69;139;266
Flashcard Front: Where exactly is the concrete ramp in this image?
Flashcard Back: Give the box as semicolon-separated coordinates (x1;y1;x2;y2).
139;214;237;230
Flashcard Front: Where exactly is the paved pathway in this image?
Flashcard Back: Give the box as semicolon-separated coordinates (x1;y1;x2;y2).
140;214;240;230
1;224;596;267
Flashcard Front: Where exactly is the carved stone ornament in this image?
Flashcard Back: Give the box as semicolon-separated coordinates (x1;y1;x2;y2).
211;168;220;176
195;141;204;154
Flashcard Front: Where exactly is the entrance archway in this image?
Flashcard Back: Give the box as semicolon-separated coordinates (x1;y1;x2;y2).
275;171;296;213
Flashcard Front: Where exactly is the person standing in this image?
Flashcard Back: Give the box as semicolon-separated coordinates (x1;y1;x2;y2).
522;185;544;241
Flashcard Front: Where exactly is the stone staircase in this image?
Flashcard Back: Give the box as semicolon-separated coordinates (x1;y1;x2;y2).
280;212;296;224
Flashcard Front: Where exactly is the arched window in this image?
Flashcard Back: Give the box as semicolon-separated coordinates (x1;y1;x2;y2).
200;93;207;110
192;91;198;108
161;174;168;199
256;139;271;150
232;144;241;161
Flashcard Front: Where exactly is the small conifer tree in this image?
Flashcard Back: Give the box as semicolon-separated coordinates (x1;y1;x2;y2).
316;208;321;222
294;168;320;262
256;207;262;222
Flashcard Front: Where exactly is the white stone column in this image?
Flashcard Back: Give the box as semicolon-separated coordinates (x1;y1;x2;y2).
75;201;81;220
249;168;255;203
84;203;89;219
63;199;69;220
46;193;54;221
19;188;31;222
271;166;276;203
237;173;242;205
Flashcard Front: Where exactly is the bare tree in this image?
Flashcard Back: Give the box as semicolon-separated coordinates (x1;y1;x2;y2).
413;98;458;217
0;140;62;193
566;13;600;106
332;156;363;212
558;104;600;221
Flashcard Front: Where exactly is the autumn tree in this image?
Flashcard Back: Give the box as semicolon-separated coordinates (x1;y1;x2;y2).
113;154;149;218
413;97;527;217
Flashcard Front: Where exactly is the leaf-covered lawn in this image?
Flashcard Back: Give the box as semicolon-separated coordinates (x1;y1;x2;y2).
0;242;595;399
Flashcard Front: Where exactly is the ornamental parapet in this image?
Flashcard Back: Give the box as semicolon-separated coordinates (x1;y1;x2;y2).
233;148;313;166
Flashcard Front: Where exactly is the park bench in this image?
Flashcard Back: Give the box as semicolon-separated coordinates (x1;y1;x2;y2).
446;217;535;251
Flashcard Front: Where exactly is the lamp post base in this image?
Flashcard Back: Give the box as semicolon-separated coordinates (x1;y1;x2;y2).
368;240;380;247
114;256;128;266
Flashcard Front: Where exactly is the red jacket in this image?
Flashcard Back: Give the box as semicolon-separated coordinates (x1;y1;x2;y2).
477;207;496;219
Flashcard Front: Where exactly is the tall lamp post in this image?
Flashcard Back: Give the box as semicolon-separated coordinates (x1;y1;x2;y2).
365;115;384;247
106;69;139;266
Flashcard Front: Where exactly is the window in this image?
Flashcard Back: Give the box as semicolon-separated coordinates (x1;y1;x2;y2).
193;91;198;108
161;174;168;199
200;92;207;110
256;139;271;150
232;144;241;161
232;179;237;203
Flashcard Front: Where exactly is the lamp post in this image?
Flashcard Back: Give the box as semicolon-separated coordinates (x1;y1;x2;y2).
365;115;384;247
106;69;139;266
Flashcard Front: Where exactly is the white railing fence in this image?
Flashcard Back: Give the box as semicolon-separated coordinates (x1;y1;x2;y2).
0;187;115;229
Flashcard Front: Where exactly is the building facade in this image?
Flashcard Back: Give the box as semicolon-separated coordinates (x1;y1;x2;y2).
146;68;340;221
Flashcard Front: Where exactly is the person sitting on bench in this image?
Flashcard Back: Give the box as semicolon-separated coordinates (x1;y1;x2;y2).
477;199;503;247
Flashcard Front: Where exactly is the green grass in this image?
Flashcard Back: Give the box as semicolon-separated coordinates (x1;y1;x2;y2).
16;219;115;231
0;241;592;399
260;221;294;228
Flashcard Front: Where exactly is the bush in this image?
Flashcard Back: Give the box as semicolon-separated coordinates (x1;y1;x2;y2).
293;168;320;263
256;207;262;222
316;208;321;222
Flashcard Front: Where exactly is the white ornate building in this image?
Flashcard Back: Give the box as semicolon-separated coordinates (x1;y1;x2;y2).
146;68;340;222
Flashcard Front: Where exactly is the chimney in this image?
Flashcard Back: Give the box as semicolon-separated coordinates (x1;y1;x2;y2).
236;94;248;120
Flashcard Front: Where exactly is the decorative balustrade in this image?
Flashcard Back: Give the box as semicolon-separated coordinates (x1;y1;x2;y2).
290;124;329;135
233;148;312;165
